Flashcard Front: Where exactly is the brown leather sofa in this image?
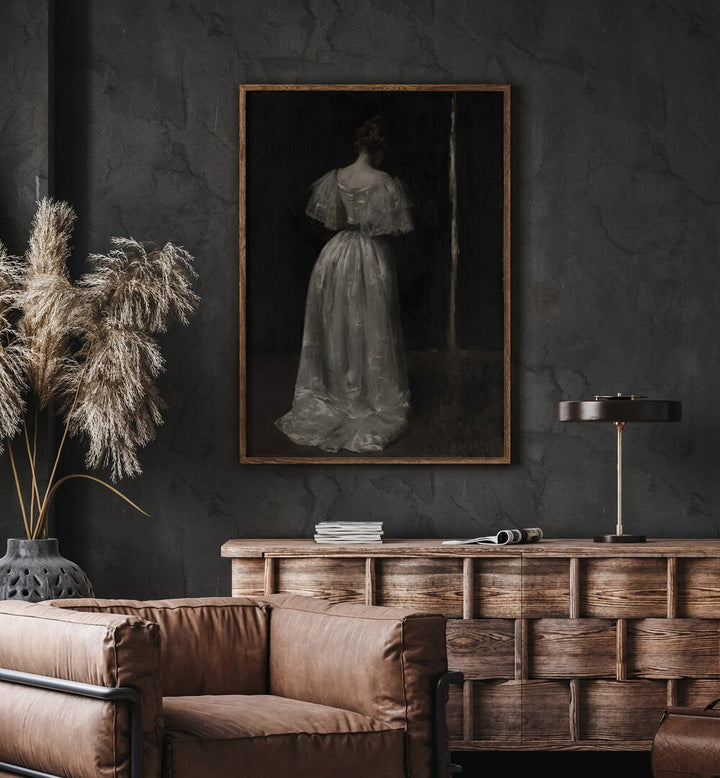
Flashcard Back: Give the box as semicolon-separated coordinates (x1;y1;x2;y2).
0;594;462;778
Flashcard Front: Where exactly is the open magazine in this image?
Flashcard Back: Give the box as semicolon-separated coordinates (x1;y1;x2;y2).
442;527;543;546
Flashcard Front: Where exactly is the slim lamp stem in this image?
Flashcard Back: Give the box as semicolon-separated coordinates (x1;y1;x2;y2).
616;421;625;537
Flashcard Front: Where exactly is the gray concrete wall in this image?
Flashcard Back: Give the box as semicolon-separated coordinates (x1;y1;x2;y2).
0;0;49;251
0;0;718;604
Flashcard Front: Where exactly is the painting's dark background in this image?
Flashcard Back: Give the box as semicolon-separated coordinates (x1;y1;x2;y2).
246;88;504;353
246;89;454;354
456;90;505;351
244;87;506;459
2;1;719;774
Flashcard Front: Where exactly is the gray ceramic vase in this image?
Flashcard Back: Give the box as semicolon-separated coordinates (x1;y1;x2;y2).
0;538;94;602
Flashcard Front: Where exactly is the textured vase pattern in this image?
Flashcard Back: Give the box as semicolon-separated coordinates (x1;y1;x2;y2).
0;538;94;602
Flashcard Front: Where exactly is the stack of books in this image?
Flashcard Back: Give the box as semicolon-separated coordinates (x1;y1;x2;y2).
314;521;384;544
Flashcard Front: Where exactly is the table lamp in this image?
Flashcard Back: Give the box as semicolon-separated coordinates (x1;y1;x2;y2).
558;394;681;543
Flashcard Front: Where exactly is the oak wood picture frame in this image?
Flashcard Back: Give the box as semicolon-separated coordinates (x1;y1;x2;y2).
239;83;511;464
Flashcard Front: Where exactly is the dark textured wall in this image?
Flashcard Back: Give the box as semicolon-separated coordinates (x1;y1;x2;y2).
0;1;49;253
1;0;718;598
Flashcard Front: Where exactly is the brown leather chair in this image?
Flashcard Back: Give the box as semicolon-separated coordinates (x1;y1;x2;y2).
651;699;720;777
0;594;462;778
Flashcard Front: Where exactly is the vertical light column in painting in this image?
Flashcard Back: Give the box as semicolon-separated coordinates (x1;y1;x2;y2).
448;92;459;353
275;116;415;453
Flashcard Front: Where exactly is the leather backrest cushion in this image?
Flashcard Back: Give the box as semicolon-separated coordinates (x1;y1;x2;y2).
51;597;269;696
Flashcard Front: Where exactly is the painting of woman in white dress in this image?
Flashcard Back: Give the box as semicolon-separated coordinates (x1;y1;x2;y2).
240;84;510;463
275;116;414;453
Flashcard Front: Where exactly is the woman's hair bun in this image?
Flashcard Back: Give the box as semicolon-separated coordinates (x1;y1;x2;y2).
354;115;389;153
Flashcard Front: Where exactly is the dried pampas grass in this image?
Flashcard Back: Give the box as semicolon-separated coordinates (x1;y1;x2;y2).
69;236;199;481
83;238;199;331
66;326;166;482
0;197;199;538
0;242;27;448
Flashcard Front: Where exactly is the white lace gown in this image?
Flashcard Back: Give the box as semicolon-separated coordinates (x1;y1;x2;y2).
275;169;414;453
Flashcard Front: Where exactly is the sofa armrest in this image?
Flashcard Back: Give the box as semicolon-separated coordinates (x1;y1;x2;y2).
0;667;144;778
0;601;162;778
259;593;448;778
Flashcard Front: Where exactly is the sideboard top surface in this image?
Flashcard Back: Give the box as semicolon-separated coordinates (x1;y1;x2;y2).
221;538;720;559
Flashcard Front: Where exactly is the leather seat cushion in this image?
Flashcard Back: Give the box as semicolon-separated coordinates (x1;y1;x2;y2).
162;694;405;778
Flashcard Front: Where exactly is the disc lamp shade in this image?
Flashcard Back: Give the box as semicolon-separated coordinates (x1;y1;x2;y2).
558;394;681;543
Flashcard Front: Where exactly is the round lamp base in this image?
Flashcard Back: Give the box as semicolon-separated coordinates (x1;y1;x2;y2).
594;534;646;544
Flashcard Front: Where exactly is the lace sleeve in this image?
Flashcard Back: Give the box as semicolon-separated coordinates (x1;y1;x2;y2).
365;177;414;237
305;170;347;231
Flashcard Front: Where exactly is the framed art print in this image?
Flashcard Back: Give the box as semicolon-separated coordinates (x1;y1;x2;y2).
239;84;511;464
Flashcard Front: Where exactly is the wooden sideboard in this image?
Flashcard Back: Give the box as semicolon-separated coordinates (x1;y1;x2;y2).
221;538;720;753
